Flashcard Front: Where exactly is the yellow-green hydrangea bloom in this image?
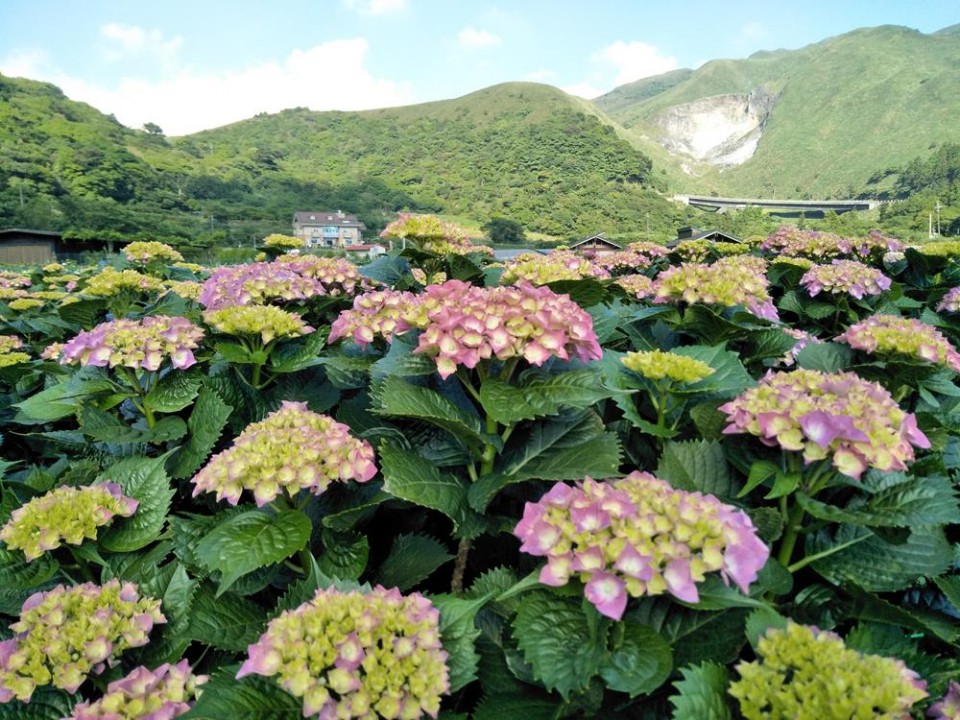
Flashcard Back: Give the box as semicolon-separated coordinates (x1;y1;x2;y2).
621;349;715;383
0;483;138;561
123;241;184;264
729;621;927;720
203;305;314;344
82;267;165;298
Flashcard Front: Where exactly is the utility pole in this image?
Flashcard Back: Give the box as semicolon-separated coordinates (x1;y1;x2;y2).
935;200;942;237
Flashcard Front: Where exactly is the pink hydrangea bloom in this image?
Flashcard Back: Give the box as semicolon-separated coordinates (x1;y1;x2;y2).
720;369;930;480
835;314;960;373
331;280;602;379
499;250;610;285
238;586;449;719
199;260;326;310
514;472;769;619
929;681;960;719
274;254;373;296
60;316;204;371
937;287;960;314
653;256;779;321
800;259;892;299
614;274;657;300
191;401;377;506
66;660;206;719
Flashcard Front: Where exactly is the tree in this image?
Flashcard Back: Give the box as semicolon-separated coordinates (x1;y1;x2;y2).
142;122;164;136
482;216;527;245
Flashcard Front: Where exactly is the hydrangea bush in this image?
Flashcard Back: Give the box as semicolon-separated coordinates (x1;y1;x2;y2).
0;227;958;719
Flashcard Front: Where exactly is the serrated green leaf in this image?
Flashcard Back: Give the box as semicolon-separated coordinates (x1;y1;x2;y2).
317;529;368;581
379;441;485;539
182;665;302;719
373;375;489;456
214;341;257;364
471;693;561;720
743;607;789;649
600;622;672;697
657;440;739;500
432;593;488;692
143;370;202;413
187;584;268;651
805;302;838;320
196;509;312;596
843;585;959;642
56;297;107;328
98;452;175;552
0;687;74;720
479;377;539;425
513;592;604;699
0;547;59;590
689;402;729;440
808;524;952;592
370;335;436;382
13;370;115;424
796;474;960;528
268;330;326;373
934;575;960;614
795;341;852;372
469;410;621;512
669;662;732;720
629;601;749;668
517;368;622;415
376;533;454;591
359;254;411;286
171;385;233;479
670;345;754;399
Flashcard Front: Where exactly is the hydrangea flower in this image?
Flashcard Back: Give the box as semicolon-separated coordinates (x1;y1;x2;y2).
499;250;608;285
621;350;714;383
513;472;769;619
81;267;165;298
591;250;653;275
800;259;892;299
411;268;448;286
262;234;303;251
123;241;185;265
203;305;314;345
0;272;31;290
7;298;44;311
614;274;657;300
60;316;204;372
331;280;602;379
760;227;852;260
653;256;778;321
835;315;960;373
381;213;491;255
275;254;371;297
238;586;449;719
66;660;206;720
191;401;377;506
729;622;927;720
164;280;204;302
720;369;930;480
937;287;960;314
780;327;822;367
198;261;326;310
0;580;165;702
0;335;30;367
929;681;960;720
0;483;138;561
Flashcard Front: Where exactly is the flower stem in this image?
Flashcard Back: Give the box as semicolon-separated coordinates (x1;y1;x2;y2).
787;530;871;573
451;538;472;595
777;500;806;568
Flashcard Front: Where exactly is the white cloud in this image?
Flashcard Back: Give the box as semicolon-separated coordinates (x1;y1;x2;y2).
561;81;603;99
458;27;501;50
343;0;407;15
99;23;183;64
740;21;767;41
595;40;678;86
1;38;414;136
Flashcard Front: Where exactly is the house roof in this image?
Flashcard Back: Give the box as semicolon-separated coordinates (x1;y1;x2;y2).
569;234;622;251
669;228;743;246
293;211;366;229
0;228;62;240
343;244;386;251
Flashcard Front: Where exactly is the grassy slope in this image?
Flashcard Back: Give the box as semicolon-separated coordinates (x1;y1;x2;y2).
598;26;960;198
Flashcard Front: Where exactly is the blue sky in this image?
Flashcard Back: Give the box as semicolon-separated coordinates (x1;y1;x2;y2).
1;0;957;135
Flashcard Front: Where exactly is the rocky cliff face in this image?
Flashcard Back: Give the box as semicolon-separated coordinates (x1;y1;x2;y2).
655;87;778;168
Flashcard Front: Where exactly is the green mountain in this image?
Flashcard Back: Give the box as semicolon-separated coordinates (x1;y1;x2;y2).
594;25;960;199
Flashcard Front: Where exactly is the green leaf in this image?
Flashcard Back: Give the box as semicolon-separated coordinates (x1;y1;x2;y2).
0;547;59;590
56;297;107;328
469;410;621;512
656;440;739;501
796;474;960;528
804;302;837;320
795;341;852;372
0;687;74;720
843;585;959;642
370;335;436;382
479;377;539;425
432;593;488;693
738;460;779;498
171;385;233;479
214;341;257;364
373;375;489;456
13;370;115;424
629;601;749;667
183;665;302;719
471;694;561;720
98;452;176;552
808;524;953;592
517;368;622;415
187;583;267;651
196;509;312;596
599;622;672;697
269;331;326;373
689;402;729;440
545;278;608;307
670;345;754;399
513;592;604;699
379;441;485;539
669;663;732;720
747;329;801;363
376;533;454;591
316;529;368;581
359;254;411;286
934;575;960;614
143;370;202;413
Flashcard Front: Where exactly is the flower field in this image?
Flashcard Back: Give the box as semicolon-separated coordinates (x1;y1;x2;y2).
0;222;959;718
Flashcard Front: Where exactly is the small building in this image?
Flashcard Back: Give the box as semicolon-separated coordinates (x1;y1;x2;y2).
669;226;743;247
569;233;622;256
0;229;130;264
293;211;366;249
343;243;387;259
